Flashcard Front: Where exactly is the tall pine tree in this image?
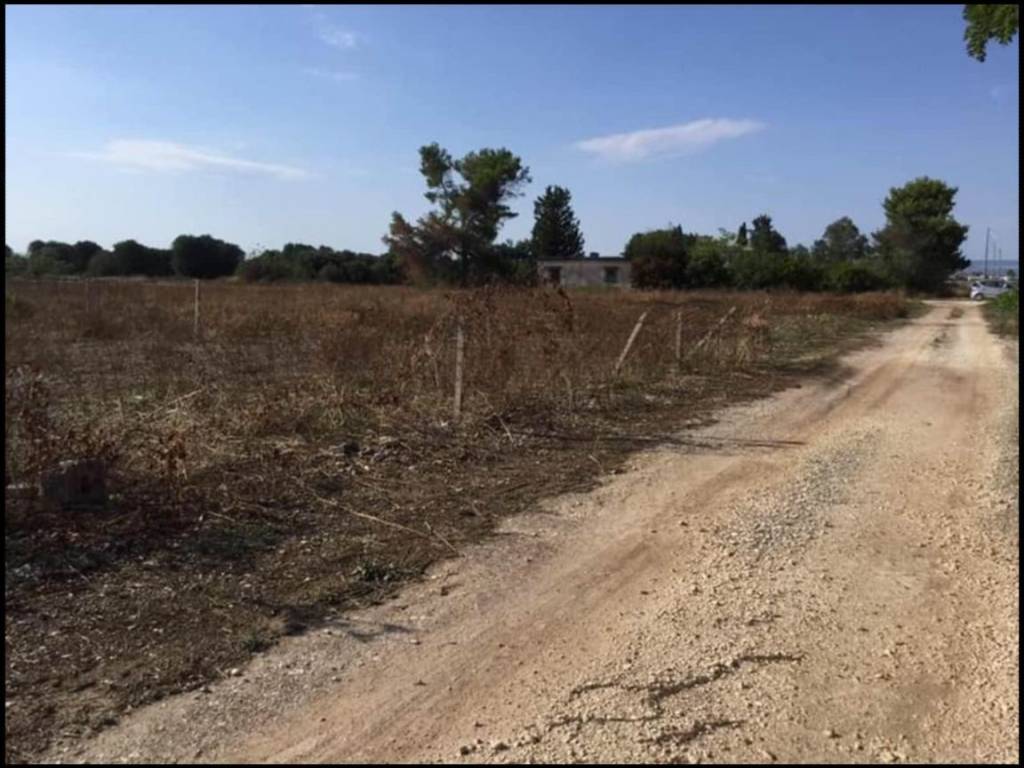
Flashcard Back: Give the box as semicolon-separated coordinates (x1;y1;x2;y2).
531;185;585;260
872;177;968;292
750;214;788;256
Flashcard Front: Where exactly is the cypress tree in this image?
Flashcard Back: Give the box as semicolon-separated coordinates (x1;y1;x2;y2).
531;185;585;260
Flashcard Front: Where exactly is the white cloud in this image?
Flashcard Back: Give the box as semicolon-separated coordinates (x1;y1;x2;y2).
317;23;357;49
575;118;765;162
303;66;359;82
73;140;309;180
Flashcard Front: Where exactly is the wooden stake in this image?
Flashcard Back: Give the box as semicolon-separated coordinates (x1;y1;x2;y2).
193;279;201;339
453;317;465;421
614;310;649;374
674;309;683;368
687;305;737;359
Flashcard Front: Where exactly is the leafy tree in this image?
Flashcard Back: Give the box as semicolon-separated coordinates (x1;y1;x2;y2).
384;211;457;284
85;250;121;277
23;242;77;275
729;250;778;290
110;240;173;276
825;260;890;293
6;245;28;275
778;248;826;291
281;242;316;259
237;250;304;282
531;185;585;260
964;4;1019;61
686;237;732;288
371;251;403;284
384;143;531;285
314;262;344;283
749;214;788;257
25;241;78;273
625;226;689;289
293;244;334;276
171;234;244;278
480;238;537;285
812;217;869;261
72;241;104;272
736;222;748;247
27;249;75;276
729;215;789;288
237;244;402;284
731;249;824;291
872;177;969;292
240;250;302;282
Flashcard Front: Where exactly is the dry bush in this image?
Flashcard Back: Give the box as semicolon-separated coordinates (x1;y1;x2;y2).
4;279;909;526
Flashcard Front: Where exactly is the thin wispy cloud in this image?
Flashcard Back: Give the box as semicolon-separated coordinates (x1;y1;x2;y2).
309;11;358;50
73;140;309;180
318;25;357;49
575;118;765;162
303;66;360;82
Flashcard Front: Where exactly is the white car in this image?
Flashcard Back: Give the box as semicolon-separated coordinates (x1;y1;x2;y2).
970;280;1014;301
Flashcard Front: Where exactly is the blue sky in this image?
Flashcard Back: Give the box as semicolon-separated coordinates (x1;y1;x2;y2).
4;4;1019;264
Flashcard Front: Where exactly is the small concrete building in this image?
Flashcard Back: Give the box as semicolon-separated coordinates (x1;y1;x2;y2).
537;253;631;288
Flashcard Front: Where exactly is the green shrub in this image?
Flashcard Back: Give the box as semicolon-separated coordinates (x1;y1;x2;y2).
27;251;76;277
86;250;121;277
778;254;826;291
986;289;1019;337
626;226;689;289
686;240;731;287
237;251;311;282
825;260;891;293
6;251;28;275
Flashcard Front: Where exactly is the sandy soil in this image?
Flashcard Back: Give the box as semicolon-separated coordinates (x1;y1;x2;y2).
45;300;1019;764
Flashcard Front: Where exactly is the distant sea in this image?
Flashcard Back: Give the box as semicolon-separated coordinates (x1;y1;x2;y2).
965;259;1019;276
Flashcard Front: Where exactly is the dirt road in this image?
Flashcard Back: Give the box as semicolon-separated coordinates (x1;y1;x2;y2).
48;301;1019;764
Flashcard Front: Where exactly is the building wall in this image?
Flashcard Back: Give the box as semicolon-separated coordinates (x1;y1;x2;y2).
538;259;631;288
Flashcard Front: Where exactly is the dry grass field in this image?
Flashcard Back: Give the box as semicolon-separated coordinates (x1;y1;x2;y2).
4;279;911;762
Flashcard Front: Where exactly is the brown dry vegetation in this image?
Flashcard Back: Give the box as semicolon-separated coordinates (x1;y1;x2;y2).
4;279;911;762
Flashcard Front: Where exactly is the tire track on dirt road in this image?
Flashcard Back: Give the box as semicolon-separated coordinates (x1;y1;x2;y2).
48;301;1018;764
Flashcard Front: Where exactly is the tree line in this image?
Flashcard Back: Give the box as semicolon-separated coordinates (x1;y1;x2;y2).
5;235;245;280
7;146;970;294
379;142;969;294
623;174;969;295
4;235;400;285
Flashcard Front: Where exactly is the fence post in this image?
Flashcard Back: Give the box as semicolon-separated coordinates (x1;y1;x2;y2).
193;279;201;339
674;309;683;370
686;305;737;360
614;310;649;375
453;316;465;422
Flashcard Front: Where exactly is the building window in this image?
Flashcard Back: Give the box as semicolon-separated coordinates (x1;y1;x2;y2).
604;266;619;284
547;266;562;285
